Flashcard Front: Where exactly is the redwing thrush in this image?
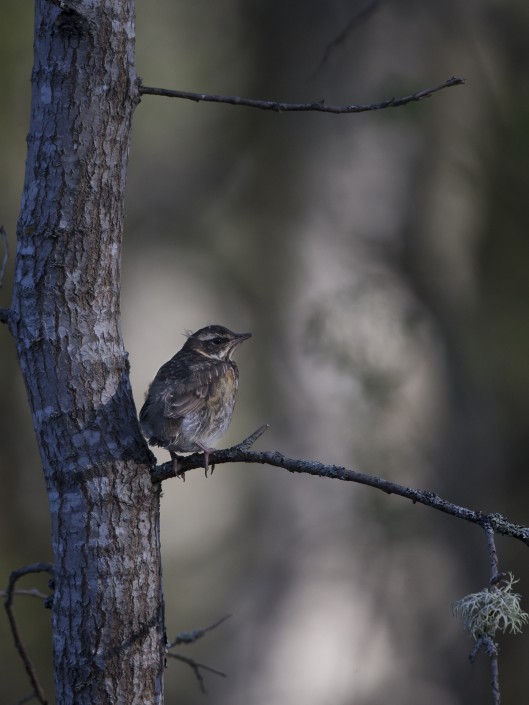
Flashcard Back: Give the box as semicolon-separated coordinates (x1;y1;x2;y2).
139;325;251;479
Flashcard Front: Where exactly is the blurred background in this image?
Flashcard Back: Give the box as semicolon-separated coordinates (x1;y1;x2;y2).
1;0;529;703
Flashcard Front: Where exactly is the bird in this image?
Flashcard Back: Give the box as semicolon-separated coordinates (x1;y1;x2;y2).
139;325;251;479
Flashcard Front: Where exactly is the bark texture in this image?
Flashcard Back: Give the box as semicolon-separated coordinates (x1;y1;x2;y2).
8;2;165;703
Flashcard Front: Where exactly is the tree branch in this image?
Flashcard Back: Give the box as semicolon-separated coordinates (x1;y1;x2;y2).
151;428;529;548
139;76;465;114
482;523;501;704
166;653;226;693
166;615;230;692
469;634;500;704
4;564;54;705
484;523;501;586
315;0;386;75
168;614;231;648
485;634;501;705
0;588;49;600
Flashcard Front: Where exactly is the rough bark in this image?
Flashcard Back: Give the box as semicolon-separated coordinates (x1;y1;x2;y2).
7;1;165;703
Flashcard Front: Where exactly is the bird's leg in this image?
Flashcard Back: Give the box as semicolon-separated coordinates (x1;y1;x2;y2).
197;443;216;477
170;451;186;482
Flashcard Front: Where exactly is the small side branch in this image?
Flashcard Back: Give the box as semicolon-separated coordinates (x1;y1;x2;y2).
139;76;465;114
151;430;529;549
484;522;501;586
484;639;501;705
0;588;49;600
168;614;231;648
316;0;385;74
468;635;500;705
167;615;230;692
482;523;502;705
485;634;501;705
166;653;226;693
4;563;54;705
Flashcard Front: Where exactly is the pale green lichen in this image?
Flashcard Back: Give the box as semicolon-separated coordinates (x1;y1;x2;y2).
453;573;529;640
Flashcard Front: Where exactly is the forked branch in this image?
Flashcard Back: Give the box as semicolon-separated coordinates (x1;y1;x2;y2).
166;615;231;693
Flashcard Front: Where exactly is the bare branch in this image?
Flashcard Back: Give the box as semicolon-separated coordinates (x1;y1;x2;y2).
15;694;41;705
4;564;54;705
0;588;49;600
233;424;269;450
151;433;529;548
166;614;230;691
166;653;226;693
168;614;231;648
485;635;501;705
316;0;385;75
139;76;465;114
476;524;512;703
484;523;501;586
481;524;502;704
469;635;500;705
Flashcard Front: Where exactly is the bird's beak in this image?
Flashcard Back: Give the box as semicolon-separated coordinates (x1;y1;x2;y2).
228;332;251;357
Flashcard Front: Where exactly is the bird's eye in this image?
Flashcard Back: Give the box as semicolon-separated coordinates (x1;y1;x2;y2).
211;337;223;345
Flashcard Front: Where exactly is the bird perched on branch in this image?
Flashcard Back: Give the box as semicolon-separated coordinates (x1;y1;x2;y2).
140;325;251;479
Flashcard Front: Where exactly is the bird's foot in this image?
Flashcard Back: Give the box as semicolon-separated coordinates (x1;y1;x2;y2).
198;444;216;477
170;451;186;482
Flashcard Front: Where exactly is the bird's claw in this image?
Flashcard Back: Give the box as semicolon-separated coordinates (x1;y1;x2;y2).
171;452;186;482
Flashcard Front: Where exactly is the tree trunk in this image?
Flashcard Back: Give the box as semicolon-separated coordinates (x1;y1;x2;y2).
7;1;165;702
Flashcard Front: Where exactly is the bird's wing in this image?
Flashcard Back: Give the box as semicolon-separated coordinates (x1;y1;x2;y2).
161;361;229;419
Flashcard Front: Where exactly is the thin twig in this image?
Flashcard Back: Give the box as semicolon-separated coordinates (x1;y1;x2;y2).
486;635;501;705
4;564;53;705
168;614;231;648
484;523;501;586
230;424;269;451
166;614;230;692
0;589;49;600
473;635;500;705
15;694;40;705
166;653;226;693
140;76;465;114
469;636;483;664
151;430;529;549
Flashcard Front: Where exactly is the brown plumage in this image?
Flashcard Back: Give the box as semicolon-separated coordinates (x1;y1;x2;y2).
139;325;251;478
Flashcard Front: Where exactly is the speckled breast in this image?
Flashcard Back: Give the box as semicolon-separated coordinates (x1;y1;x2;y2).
172;363;239;452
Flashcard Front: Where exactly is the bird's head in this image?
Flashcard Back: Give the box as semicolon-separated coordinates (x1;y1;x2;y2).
184;325;252;361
